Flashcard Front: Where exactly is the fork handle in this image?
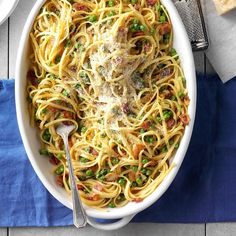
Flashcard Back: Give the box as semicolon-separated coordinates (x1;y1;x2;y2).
63;135;87;228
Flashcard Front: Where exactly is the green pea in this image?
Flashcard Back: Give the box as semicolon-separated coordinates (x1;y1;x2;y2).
170;48;177;57
75;83;81;89
62;90;69;97
161;146;168;153
54;165;64;175
65;39;71;48
178;91;185;99
155;3;161;11
141;168;147;174
136;177;143;186
111;157;119;165
79;71;86;77
140;128;146;134
142;158;148;164
80;156;88;163
57;153;63;160
150;28;155;35
85;169;94;177
131;0;137;4
39;148;49;156
108;0;114;7
80;126;87;133
145;136;155;143
139;25;146;31
55;55;61;64
75;42;82;49
146;169;152;176
175;143;179;149
96;169;108;179
108;202;116;208
132;19;139;24
84;147;91;152
156;116;162;123
41;108;48;114
163;110;172;120
42;129;51;142
160;15;166;23
88;15;97;22
132;166;138;172
118;178;126;186
169;139;174;145
108;11;115;17
117;194;125;201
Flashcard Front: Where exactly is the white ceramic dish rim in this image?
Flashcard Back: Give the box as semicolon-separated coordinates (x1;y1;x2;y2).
15;0;196;223
0;0;19;25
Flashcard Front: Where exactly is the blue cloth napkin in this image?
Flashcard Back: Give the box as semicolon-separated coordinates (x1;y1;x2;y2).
0;74;236;226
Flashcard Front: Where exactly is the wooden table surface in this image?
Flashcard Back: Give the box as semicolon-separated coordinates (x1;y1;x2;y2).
0;0;234;235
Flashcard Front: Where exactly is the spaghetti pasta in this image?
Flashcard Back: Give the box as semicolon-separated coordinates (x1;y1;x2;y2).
27;0;190;209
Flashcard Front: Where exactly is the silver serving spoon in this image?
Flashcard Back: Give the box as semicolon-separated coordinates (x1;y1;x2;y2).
56;123;87;228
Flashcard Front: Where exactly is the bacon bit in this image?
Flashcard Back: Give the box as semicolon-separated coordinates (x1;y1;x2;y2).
144;43;151;53
105;173;118;182
132;198;143;203
92;194;100;201
93;183;103;191
133;31;145;37
70;66;77;72
141;120;151;130
128;171;136;182
134;4;141;10
49;156;60;165
56;175;64;187
27;70;38;86
179;114;190;126
91;149;99;156
184;95;190;106
166;118;175;129
73;3;88;11
118;27;128;33
162;90;173;99
133;144;145;159
87;194;100;201
142;94;152;103
147;160;156;167
90;165;98;173
63;111;73;119
114;57;123;65
160;67;173;78
68;139;73;148
159;23;171;35
122;103;130;114
49;107;57;113
147;0;157;6
77;184;84;190
117;27;128;39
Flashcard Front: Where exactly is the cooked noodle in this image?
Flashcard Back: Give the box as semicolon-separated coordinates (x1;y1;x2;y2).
27;0;190;209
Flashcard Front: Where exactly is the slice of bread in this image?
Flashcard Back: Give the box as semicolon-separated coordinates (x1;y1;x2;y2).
213;0;236;15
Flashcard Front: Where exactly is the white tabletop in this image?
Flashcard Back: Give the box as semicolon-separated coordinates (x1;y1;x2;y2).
0;0;232;235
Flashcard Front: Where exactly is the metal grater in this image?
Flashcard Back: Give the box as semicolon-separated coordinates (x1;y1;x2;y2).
173;0;209;51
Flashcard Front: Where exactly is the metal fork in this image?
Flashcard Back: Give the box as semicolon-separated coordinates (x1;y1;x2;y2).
56;123;87;228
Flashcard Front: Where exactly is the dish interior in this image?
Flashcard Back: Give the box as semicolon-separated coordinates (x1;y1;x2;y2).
16;0;196;219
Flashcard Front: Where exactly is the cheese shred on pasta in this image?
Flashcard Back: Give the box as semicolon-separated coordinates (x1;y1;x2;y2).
27;0;190;209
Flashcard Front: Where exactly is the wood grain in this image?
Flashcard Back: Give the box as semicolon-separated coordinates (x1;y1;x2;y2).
9;224;205;236
9;0;35;78
0;20;8;78
0;229;7;236
207;223;236;236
